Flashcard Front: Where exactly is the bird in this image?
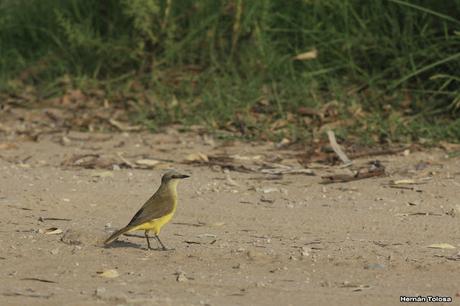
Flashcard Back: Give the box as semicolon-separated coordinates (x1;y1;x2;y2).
104;170;189;250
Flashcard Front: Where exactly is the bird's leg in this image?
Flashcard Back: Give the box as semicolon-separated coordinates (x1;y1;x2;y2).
145;230;153;250
155;234;168;251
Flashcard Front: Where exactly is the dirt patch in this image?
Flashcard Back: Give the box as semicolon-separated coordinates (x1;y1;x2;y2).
1;131;460;305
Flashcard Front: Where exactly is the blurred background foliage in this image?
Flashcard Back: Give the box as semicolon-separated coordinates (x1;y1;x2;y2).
1;0;459;143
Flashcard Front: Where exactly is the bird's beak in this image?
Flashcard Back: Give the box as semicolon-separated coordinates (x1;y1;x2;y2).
176;174;190;179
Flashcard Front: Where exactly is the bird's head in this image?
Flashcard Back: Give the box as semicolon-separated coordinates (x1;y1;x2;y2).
161;170;190;184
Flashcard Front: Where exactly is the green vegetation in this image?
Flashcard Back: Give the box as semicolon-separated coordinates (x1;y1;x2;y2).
1;0;459;143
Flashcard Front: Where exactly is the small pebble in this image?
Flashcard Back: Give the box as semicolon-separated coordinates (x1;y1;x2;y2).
176;272;188;282
50;248;59;255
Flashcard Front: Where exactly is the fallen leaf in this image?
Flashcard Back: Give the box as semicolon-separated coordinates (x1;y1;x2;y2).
60;136;72;146
97;269;119;278
427;243;456;249
270;119;288;130
439;141;460;152
275;138;291;148
225;175;240;187
0;143;18;150
322;160;385;184
352;285;371;292
185;152;208;162
135;159;160;167
292;48;318;61
66;89;85;103
391;179;416;185
256;187;280;194
298;107;323;118
44;108;69;123
39;227;63;235
61;154;119;169
108;119;142;131
230;154;263;161
340;281;371;291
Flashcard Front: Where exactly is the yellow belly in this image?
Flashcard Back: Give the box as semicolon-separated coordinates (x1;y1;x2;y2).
129;212;175;235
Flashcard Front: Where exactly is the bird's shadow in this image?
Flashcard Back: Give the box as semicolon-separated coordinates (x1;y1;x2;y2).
103;234;169;251
104;240;144;250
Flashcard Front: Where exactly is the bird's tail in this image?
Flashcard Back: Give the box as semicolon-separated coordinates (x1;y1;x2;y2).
104;226;132;245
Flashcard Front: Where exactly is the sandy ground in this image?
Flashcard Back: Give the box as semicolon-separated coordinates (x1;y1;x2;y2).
1;130;460;306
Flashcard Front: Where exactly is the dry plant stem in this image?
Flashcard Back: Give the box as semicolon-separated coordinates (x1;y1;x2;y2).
327;130;352;167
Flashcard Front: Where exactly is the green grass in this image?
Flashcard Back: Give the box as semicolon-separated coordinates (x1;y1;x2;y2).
1;0;459;143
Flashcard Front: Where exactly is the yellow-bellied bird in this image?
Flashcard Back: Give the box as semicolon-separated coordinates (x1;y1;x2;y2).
104;170;189;250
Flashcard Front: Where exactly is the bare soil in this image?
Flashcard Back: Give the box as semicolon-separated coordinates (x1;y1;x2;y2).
1;130;460;306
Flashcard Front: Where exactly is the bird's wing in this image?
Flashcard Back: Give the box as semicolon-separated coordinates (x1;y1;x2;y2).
126;192;175;228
